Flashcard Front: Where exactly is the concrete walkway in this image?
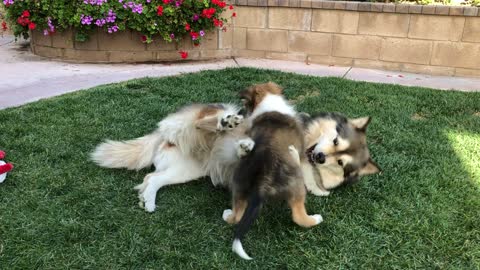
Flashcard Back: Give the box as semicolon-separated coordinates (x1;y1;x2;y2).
1;35;479;109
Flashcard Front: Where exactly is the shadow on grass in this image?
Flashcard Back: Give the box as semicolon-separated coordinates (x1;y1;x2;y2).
0;68;478;268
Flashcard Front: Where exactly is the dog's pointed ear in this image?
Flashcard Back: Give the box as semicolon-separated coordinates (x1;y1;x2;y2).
266;81;283;94
350;117;371;132
239;87;255;114
358;158;380;176
239;88;250;104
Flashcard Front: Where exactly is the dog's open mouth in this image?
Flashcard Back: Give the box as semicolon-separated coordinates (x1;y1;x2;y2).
306;144;317;164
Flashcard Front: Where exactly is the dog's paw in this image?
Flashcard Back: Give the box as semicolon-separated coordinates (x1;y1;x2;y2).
142;192;156;213
222;209;233;222
217;114;244;131
137;193;145;209
134;183;147;209
310;189;331;197
310;214;323;225
236;138;255;158
135;182;156;212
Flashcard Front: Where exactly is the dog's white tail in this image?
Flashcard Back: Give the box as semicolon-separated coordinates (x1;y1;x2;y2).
232;239;253;260
91;133;163;171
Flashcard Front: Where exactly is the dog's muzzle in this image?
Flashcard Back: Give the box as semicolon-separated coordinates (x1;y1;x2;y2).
306;144;326;164
314;152;326;164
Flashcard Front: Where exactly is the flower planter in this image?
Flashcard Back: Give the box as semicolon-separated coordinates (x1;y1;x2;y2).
30;28;232;63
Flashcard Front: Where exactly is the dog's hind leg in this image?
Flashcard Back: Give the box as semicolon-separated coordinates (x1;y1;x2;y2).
138;164;204;212
223;197;248;225
302;163;331;197
135;148;205;212
288;192;323;228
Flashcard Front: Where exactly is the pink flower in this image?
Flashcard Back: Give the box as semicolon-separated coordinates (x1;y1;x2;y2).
3;0;14;7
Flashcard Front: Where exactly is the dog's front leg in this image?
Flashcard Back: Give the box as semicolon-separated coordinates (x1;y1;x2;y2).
235;138;255;158
288;145;301;166
302;163;330;196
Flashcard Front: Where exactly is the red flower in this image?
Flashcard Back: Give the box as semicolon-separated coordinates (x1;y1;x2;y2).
17;17;30;26
179;51;188;59
17;10;33;27
189;31;199;40
163;0;169;3
202;8;216;19
141;35;147;42
229;5;234;9
232;12;236;17
1;21;7;31
212;0;226;7
185;23;190;31
157;6;163;16
213;18;223;27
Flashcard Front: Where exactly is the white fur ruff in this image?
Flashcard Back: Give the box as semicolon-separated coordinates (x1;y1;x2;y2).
250;94;296;121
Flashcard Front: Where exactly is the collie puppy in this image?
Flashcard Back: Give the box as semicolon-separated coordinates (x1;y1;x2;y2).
223;82;323;260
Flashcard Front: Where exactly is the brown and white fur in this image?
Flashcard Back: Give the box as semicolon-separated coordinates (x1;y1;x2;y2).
91;103;248;212
223;82;323;260
300;112;380;196
91;94;379;214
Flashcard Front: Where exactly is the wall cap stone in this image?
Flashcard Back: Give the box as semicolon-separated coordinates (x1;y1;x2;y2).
234;0;479;16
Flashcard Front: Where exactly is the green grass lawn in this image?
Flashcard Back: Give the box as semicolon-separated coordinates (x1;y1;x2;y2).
0;68;479;269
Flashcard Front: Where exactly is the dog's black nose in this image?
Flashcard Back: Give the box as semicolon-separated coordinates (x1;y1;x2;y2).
315;153;326;164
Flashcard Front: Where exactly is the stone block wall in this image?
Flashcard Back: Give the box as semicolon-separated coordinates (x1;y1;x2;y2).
231;2;480;77
31;28;232;62
29;1;480;77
